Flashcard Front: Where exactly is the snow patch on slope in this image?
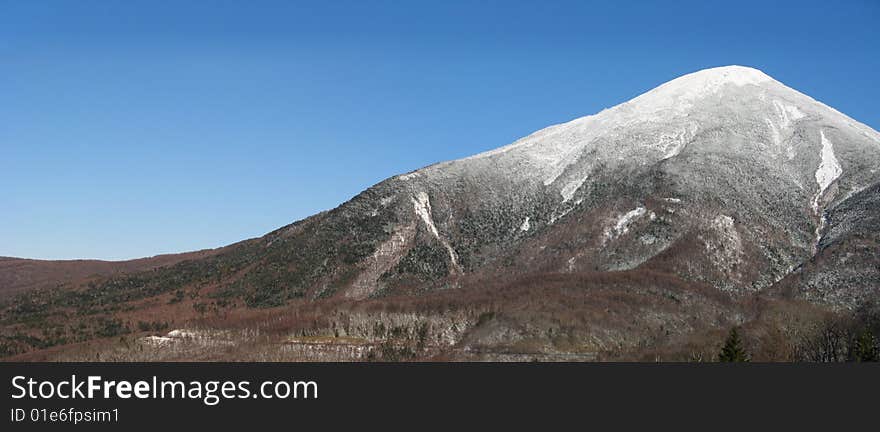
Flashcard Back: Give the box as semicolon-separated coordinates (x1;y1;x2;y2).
560;173;589;201
812;214;828;255
412;192;440;238
519;217;531;232
811;130;843;213
773;99;805;126
703;215;744;279
765;117;782;147
412;192;462;273
764;100;805;157
658;124;699;160
809;131;842;253
604;207;647;243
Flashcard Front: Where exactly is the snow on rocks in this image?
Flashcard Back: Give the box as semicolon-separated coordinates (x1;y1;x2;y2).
165;329;198;339
811;130;843;213
773;99;806;127
397;171;421;181
566;256;577;272
764;100;805;157
765;117;782;148
807;132;842;250
142;336;174;347
412;192;462;273
812;214;828;255
560;173;589;201
380;196;395;207
603;207;648;243
702;215;744;278
139;329;235;349
412;192;441;238
809;130;843;252
657;124;698;160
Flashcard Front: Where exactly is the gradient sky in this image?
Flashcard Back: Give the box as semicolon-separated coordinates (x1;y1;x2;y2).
2;0;878;260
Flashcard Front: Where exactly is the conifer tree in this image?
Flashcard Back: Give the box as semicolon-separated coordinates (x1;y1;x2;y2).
718;327;749;362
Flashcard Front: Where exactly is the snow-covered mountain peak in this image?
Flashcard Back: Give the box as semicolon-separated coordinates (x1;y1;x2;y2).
661;65;773;89
453;66;785;177
418;65;879;208
621;65;775;115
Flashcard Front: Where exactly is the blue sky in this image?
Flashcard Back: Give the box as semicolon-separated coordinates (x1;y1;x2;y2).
2;0;878;260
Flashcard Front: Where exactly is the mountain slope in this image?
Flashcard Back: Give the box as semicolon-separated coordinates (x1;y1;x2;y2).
772;180;880;306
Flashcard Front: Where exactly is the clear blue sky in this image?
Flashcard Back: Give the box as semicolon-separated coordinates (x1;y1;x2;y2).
2;0;878;260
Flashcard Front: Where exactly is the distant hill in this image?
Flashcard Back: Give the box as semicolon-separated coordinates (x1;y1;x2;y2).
0;249;224;299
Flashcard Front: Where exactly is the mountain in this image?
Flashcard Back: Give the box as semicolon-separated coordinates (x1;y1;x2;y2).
242;65;878;304
2;65;879;361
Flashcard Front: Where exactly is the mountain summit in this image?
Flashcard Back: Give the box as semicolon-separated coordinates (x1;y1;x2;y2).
3;66;879;360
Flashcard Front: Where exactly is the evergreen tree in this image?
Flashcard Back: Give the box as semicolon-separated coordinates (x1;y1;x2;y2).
718;327;749;362
852;330;879;362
